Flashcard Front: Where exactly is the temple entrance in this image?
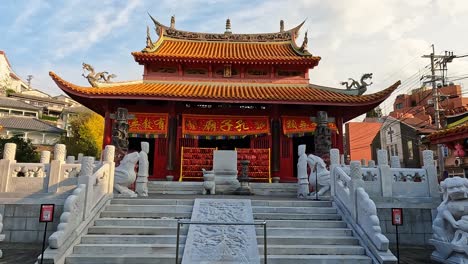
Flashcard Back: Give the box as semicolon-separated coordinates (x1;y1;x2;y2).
128;138;155;176
198;137;251;150
292;135;315;177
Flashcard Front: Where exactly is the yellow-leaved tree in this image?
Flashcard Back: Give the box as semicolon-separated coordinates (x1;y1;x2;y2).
62;112;104;158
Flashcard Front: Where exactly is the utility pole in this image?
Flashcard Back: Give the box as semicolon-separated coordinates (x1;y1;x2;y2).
422;45;444;178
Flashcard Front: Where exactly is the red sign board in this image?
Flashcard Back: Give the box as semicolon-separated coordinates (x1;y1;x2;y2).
39;204;55;223
392;208;403;226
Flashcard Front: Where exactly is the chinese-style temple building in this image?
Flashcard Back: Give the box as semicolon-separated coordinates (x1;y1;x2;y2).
50;16;400;182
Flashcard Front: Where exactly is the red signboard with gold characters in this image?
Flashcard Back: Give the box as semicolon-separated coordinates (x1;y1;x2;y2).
182;114;270;137
128;113;168;135
282;116;338;136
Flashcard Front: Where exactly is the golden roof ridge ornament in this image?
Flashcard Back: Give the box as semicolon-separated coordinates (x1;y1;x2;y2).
300;31;308;52
82;63;116;88
170;15;175;29
145;25;154;50
147;14;305;42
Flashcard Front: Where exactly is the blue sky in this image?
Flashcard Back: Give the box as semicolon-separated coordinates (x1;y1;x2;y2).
2;0;468;114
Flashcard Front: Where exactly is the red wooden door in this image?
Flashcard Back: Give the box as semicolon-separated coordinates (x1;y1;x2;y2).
279;136;294;181
152;138;167;179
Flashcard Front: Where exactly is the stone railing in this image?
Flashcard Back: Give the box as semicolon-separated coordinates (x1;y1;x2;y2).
0;143;90;194
341;150;438;199
330;149;396;264
40;145;115;264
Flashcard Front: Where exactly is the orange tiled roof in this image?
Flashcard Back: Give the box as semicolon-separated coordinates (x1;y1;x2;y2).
427;122;468;141
132;38;320;64
50;72;399;106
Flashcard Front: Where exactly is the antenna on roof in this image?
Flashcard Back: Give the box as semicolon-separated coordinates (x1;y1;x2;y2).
26;75;33;89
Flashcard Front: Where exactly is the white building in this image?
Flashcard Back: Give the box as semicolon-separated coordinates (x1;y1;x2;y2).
0;51;29;94
0;116;64;145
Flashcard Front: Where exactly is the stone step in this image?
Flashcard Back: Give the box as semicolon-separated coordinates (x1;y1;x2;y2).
72;243;365;256
111;199;194;206
73;244;183;255
105;204;193;213
255;227;353;236
110;198;332;208
100;211;192;218
81;235;186;244
93;218;347;228
65;254;371;264
87;226;188;236
81;234;359;245
260;255;372;264
254;212;342;220
65;254;178;264
260;245;365;255
252;206;336;214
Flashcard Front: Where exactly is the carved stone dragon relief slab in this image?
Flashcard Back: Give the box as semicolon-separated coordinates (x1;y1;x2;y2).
182;199;260;264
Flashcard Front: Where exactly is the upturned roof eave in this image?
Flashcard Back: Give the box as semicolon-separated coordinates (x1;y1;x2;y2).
50;71;399;108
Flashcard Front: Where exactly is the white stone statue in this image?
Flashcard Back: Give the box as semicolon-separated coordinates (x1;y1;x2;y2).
136;142;150;197
431;177;468;263
202;168;215;195
307;154;331;196
297;145;309;198
114;152;139;198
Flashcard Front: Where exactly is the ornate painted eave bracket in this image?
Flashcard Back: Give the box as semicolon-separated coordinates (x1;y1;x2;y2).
148;14;305;43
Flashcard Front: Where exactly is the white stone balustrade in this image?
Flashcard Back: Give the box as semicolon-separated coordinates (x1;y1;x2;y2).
339;149;438;199
0;143;115;194
330;148;395;263
48;145;115;251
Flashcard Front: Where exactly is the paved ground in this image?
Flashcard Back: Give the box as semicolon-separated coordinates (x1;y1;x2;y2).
0;242;42;264
0;242;436;264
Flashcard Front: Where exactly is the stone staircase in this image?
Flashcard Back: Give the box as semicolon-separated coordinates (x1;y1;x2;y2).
65;197;372;264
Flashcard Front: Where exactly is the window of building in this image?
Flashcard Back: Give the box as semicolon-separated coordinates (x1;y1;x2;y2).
407;140;414;159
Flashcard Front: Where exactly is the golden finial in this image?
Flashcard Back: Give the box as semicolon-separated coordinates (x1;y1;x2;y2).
170;15;175;29
225;18;231;34
280;20;284;32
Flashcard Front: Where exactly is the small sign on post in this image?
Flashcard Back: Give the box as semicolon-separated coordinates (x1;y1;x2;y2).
392;208;403;264
39;204;55;264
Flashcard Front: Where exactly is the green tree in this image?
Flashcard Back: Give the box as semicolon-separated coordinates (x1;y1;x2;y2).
61;112;104;158
0;135;40;162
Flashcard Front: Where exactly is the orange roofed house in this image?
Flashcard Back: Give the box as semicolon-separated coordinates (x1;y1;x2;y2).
49;16;399;182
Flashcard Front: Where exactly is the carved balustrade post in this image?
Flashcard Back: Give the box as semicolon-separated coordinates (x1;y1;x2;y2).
390;156;401;168
66;156;75;164
0;143;17;192
361;159;367;167
340;154;345;166
40;151;51;164
77;153;84;163
350;161;363;221
330;148;340;197
2;143;16;161
368;160;376;168
422;150;439;197
103;145;116;194
377;149;392;198
48;144;67;193
78;156;95;220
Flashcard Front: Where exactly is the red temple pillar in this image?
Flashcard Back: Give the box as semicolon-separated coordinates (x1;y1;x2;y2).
103;111;112;147
336;116;344;153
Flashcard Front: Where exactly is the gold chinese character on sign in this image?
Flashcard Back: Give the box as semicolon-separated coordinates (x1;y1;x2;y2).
235;120;249;131
203;120;217;131
186;120;196;130
255;121;266;130
220;120;233;131
142;118;153;130
224;64;232;78
286;120;298;129
129;119;141;130
154;118;166;130
299;120;309;129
